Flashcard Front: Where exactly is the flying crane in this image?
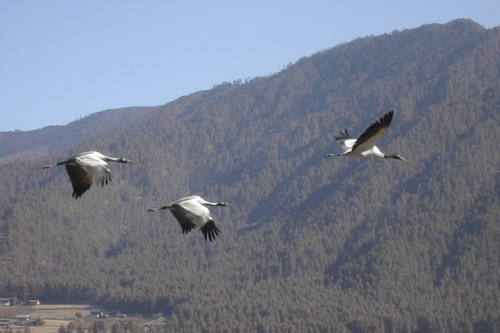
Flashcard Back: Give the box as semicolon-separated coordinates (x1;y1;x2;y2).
42;151;134;198
324;110;407;161
148;195;233;241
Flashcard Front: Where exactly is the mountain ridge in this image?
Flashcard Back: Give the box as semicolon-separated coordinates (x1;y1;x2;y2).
0;106;157;164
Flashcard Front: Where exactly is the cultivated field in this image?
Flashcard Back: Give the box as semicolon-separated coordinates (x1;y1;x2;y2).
1;304;95;333
31;305;90;333
0;304;152;333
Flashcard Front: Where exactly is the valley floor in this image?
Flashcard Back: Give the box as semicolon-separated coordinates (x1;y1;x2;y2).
0;304;151;333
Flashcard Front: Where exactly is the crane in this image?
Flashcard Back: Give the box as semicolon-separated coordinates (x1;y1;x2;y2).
42;151;134;198
147;195;232;241
324;110;407;161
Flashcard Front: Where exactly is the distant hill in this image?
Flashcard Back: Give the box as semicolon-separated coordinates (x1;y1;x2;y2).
0;106;157;164
1;19;499;332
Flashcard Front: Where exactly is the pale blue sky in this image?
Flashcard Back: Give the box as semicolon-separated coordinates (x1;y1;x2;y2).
1;1;499;131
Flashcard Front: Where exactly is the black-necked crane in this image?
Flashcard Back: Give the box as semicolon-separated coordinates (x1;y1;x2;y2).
324;110;407;161
147;195;233;241
42;151;134;198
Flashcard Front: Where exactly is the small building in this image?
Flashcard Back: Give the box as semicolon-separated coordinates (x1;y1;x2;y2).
89;309;107;318
0;298;11;306
16;315;31;325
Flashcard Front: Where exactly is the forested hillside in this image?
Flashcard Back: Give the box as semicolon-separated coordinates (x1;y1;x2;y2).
1;19;500;332
0;106;156;164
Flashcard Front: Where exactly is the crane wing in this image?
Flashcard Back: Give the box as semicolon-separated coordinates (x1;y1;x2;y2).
171;199;220;241
76;154;112;187
351;110;393;153
335;129;356;152
65;164;93;198
172;200;212;233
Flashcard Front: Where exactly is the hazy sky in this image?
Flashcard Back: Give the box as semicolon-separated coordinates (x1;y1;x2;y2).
1;1;499;131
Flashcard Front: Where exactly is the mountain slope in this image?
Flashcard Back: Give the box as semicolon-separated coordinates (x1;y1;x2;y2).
1;19;499;332
0;106;157;164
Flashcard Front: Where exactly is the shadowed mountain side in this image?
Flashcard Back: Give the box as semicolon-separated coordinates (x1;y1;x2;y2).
1;19;499;331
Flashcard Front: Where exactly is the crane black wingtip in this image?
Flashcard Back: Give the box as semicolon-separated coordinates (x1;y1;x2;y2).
381;110;394;126
201;220;220;241
335;128;352;140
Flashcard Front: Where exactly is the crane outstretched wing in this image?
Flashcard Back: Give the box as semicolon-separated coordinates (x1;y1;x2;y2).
76;154;112;187
200;221;219;241
335;129;356;152
170;199;220;241
351;110;393;153
169;205;199;234
65;164;93;198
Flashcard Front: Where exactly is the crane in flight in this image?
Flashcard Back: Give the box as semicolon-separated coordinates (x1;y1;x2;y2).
42;151;134;198
324;110;407;161
148;195;232;241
